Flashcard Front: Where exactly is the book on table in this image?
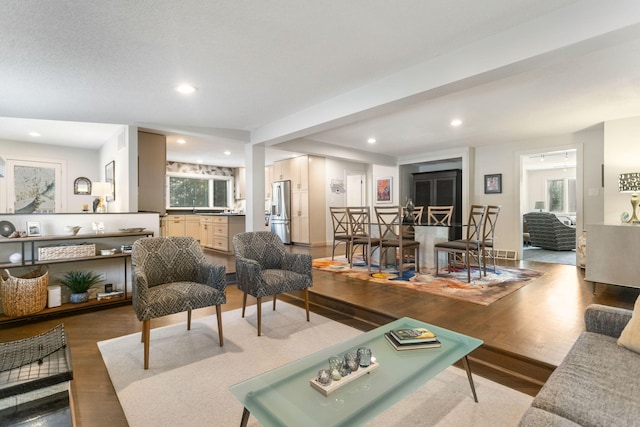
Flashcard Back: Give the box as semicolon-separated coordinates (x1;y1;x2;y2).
384;333;441;351
389;327;437;344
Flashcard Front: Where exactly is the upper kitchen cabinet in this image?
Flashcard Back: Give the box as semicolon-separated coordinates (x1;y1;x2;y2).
235;167;246;200
138;131;167;214
272;158;291;181
290;155;309;190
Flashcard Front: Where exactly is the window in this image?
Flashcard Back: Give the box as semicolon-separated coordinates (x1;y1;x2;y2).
546;178;576;213
167;174;231;209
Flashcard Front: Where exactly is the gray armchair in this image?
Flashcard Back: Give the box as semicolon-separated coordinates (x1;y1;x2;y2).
232;231;312;336
523;212;576;251
132;236;226;369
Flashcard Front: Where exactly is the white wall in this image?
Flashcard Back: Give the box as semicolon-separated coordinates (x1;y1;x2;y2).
98;126;132;213
0;139;100;213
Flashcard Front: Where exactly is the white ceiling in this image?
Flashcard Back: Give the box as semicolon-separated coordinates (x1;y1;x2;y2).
1;1;640;167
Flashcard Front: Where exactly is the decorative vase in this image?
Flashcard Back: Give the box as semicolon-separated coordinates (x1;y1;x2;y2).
69;292;89;304
577;230;587;269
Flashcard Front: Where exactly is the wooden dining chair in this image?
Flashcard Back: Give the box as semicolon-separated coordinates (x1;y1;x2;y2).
434;205;487;282
329;207;351;260
346;206;381;270
374;206;420;274
427;206;454;226
479;205;501;276
401;205;424;239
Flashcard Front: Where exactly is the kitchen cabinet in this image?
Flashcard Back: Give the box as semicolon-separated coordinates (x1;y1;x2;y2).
290;155;325;245
165;215;201;242
0;230;153;325
235;167;246;200
138;131;167;215
290;155;309;190
199;215;245;254
265;165;274;200
273;158;291;181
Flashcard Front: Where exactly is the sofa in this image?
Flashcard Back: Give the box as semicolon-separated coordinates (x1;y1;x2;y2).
523;212;576;251
519;304;639;427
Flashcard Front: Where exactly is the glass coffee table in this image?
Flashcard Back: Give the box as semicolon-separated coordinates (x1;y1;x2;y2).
229;317;483;427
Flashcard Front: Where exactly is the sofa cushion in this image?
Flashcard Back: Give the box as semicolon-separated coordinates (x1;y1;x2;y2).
618;295;640;353
531;332;640;427
518;407;581;427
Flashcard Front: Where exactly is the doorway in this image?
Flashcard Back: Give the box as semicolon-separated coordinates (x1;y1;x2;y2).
520;149;578;265
346;174;365;206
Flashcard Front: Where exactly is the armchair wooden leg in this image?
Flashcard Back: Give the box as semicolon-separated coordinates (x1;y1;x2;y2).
242;292;247;318
304;288;310;322
142;319;151;370
187;310;192;330
273;295;277;311
216;304;224;346
257;297;262;336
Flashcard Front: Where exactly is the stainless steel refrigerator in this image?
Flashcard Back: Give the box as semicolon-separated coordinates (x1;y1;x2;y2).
270;180;292;244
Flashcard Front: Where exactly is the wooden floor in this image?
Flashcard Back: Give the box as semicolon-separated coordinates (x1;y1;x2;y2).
0;245;637;427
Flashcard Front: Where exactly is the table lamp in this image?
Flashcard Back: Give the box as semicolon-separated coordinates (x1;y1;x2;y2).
91;182;112;213
534;201;545;212
619;172;640;223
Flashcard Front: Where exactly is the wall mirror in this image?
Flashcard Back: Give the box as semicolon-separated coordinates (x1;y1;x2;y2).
74;177;92;195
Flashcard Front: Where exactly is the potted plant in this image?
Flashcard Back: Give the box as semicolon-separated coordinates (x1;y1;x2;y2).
58;270;102;303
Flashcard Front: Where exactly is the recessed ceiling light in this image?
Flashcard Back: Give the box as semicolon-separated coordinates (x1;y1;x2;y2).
224;150;231;156
176;84;196;94
29;131;41;137
177;139;186;144
367;138;376;144
450;119;463;127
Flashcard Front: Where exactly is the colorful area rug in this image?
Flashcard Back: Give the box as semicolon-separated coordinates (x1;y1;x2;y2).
312;256;543;306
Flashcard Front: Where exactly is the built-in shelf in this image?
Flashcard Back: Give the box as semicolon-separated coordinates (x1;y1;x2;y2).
0;231;153;326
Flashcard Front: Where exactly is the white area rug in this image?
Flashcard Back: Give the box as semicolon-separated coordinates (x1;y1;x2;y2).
98;303;532;426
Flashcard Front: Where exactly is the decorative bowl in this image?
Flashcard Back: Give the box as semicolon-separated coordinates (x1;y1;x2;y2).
100;249;117;256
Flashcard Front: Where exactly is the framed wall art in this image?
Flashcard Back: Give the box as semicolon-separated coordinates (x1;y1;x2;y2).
484;173;502;194
376;177;392;203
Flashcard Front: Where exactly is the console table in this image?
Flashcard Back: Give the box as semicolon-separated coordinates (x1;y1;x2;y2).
585;223;640;289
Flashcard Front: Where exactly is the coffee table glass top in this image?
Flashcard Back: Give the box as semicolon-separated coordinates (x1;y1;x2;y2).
229;317;483;427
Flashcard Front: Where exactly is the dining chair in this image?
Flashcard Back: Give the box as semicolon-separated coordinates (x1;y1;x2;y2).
402;205;424;225
131;236;227;369
434;205;487;282
346;206;382;270
329;207;351;260
374;206;420;274
401;205;424;239
427;206;454;226
479;205;501;276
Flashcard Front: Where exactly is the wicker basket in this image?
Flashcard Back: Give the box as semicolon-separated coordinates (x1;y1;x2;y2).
0;267;49;317
38;244;96;261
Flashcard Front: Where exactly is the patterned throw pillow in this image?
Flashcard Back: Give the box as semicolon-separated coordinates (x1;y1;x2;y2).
618;295;640;353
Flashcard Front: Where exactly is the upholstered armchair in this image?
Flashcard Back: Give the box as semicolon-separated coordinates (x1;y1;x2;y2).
132;236;226;369
232;231;312;336
523;212;576;251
